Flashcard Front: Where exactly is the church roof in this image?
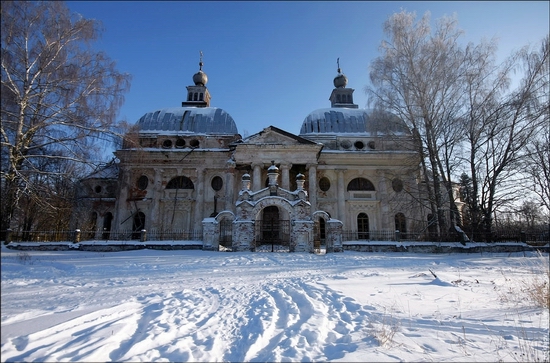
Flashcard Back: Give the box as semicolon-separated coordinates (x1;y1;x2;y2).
136;107;238;135
299;108;410;136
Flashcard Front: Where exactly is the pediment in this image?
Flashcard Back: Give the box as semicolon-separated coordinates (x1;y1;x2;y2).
242;126;317;146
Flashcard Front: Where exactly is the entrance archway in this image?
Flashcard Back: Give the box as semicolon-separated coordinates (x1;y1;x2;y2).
255;206;290;252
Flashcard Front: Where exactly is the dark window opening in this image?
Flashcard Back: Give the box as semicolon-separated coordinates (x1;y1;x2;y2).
102;212;113;239
137;175;148;190
347;178;375;191
395;213;406;233
175;138;185;148
166;176;194;189
211;176;223;191
132;212;145;239
319;177;331;191
357;213;369;240
392;178;403;192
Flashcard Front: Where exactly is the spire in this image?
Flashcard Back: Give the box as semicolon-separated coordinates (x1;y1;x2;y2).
182;51;211;107
329;58;357;108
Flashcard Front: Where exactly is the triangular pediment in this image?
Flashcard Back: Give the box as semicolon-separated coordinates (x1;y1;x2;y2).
242;126;317;146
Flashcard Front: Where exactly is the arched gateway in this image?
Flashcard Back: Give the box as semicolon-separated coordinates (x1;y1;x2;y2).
202;162;343;253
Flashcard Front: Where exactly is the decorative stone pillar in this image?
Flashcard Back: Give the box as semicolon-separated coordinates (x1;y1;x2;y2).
267;161;279;196
267;161;279;186
241;173;251;191
337;169;346;224
307;164;317;211
296;173;305;190
252;163;262;191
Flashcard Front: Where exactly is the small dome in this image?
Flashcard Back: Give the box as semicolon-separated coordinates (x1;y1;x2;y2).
193;70;208;86
268;161;279;173
333;72;348;88
137;107;238;135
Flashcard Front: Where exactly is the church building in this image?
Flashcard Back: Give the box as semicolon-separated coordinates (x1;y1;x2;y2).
75;56;428;252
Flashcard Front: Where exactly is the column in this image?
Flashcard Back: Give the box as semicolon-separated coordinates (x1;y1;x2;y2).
113;166;131;229
151;168;162;227
337;169;346;223
225;167;235;211
308;164;317;211
252;163;262;191
280;163;290;190
194;168;205;226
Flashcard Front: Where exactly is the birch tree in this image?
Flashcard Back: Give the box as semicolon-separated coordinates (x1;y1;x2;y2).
1;1;131;235
367;10;467;239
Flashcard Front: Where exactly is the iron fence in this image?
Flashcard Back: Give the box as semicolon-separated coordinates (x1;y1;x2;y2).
2;226;548;245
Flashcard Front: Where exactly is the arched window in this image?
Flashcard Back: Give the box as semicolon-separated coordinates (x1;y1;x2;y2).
89;212;98;238
188;92;192;101
102;212;113;240
347;178;375;191
199;93;204;101
132;212;145;239
194;92;198;101
395;213;406;234
166;176;194;189
357;213;369;240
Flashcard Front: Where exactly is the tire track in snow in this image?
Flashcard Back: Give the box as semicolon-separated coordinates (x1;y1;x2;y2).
226;278;372;362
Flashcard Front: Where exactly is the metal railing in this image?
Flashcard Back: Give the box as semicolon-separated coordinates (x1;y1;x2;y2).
2;228;203;243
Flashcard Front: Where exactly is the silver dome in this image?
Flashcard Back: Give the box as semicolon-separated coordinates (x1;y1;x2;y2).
299;108;410;135
137;107;238;135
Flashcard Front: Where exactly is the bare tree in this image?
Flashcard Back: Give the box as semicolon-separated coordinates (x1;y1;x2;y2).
461;36;549;240
523;39;550;219
367;10;549;241
367;11;467;239
1;1;131;236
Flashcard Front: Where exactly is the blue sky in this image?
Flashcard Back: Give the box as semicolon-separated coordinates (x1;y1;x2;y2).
66;1;549;137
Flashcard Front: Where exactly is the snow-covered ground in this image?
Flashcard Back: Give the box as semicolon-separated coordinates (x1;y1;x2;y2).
1;244;548;362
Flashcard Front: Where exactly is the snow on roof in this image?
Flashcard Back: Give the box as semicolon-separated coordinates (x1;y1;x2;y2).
299;108;410;136
137;107;238;135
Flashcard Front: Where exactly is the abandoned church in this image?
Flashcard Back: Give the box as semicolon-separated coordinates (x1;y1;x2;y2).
75;56;438;252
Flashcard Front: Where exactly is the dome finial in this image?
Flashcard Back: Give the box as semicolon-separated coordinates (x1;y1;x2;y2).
192;50;208;86
333;57;348;88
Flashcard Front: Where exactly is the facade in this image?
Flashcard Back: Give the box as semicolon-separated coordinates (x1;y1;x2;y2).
75;58;429;252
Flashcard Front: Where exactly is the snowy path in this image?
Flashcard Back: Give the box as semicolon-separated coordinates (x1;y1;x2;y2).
2;249;549;362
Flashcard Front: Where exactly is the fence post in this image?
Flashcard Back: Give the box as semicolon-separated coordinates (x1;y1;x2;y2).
520;231;526;243
74;229;81;243
140;229;147;242
5;228;12;244
395;230;400;242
